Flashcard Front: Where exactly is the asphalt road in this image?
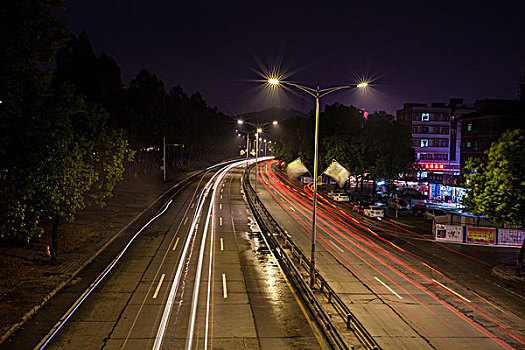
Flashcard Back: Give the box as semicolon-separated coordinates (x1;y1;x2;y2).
2;159;323;350
255;160;525;350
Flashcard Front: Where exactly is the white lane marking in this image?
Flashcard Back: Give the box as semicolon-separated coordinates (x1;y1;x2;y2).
375;277;403;299
219;217;223;226
432;279;471;303
222;274;228;298
172;237;180;251
289;206;296;212
191;202;195;208
220;194;222;199
220;238;224;251
183;216;188;225
330;240;344;252
152;274;165;299
221;188;223;192
219;204;222;210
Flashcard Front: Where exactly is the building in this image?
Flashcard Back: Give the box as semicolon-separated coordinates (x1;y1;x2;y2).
396;98;474;177
458;99;525;169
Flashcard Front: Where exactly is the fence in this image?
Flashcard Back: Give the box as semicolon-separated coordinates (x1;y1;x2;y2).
242;164;381;350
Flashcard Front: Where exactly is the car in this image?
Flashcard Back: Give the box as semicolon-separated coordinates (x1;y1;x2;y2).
353;200;371;211
364;205;384;218
424;208;448;221
387;198;410;211
328;192;350;202
411;203;427;216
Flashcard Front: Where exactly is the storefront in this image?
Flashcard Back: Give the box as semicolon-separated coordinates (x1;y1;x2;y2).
428;183;466;204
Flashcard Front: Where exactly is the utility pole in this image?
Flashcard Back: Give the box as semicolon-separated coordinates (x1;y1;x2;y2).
246;133;250;167
163;137;167;182
162;137;184;182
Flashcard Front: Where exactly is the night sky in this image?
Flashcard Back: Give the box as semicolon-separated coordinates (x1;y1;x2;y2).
61;0;524;115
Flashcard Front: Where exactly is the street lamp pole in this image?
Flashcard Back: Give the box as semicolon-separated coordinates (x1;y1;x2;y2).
267;78;368;288
255;130;259;190
238;120;277;191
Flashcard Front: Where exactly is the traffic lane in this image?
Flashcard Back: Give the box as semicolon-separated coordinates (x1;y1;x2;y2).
142;164;322;349
46;179;202;350
261;160;523;312
255;160;520;348
255;163;433;348
1;172;209;350
224;166;323;349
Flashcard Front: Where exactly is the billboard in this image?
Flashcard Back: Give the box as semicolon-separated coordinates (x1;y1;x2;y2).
435;224;463;242
466;226;496;244
498;229;525;246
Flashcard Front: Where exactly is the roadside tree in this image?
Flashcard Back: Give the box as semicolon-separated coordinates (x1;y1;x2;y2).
463;129;525;274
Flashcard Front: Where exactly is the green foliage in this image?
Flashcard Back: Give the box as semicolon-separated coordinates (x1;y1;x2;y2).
463;129;525;225
0;1;132;242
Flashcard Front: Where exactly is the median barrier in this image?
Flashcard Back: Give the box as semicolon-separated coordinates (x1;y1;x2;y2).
242;163;381;350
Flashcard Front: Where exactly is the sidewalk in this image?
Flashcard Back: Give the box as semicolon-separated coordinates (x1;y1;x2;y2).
0;170;193;343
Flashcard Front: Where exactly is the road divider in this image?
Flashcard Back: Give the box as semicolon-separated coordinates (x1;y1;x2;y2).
242;163;381;350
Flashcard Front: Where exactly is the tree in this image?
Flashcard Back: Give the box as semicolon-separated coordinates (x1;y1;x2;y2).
0;1;133;262
363;112;414;185
42;86;133;260
463;129;525;274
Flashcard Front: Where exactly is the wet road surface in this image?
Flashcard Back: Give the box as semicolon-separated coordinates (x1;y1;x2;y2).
255;160;525;350
2;160;324;350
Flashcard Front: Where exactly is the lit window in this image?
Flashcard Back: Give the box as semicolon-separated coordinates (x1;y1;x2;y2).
467;123;472;131
467;142;471;148
421;139;429;147
422;113;430;121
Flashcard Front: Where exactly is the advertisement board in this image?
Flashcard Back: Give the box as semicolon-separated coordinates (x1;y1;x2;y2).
435;224;463;242
498;229;525;246
466;226;496;244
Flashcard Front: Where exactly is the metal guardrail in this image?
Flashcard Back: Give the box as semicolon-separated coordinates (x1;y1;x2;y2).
242;164;381;350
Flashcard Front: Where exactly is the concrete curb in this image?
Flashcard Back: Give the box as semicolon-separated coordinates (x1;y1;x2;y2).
0;171;200;345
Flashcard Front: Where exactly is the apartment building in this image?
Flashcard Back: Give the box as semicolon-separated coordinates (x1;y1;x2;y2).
458;99;524;169
396;99;474;177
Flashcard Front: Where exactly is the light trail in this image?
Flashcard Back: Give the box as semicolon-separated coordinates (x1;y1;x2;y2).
257;160;520;349
152;170;224;350
35;200;174;350
186;160;240;350
153;158;255;350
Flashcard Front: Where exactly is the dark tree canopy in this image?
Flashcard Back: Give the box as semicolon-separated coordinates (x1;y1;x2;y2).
272;105;414;182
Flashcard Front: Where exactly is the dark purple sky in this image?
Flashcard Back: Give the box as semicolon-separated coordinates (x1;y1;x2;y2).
61;0;524;115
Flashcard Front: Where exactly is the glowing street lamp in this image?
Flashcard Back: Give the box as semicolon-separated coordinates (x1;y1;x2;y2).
266;76;368;288
237;120;278;189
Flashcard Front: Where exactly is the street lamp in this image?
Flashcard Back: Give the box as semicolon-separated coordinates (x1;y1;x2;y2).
267;77;368;288
237;120;278;189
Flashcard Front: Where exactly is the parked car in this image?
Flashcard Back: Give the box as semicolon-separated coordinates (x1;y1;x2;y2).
411;203;427;216
364;205;384;218
352;200;371;211
328;192;350;202
387;198;410;211
424;208;448;221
